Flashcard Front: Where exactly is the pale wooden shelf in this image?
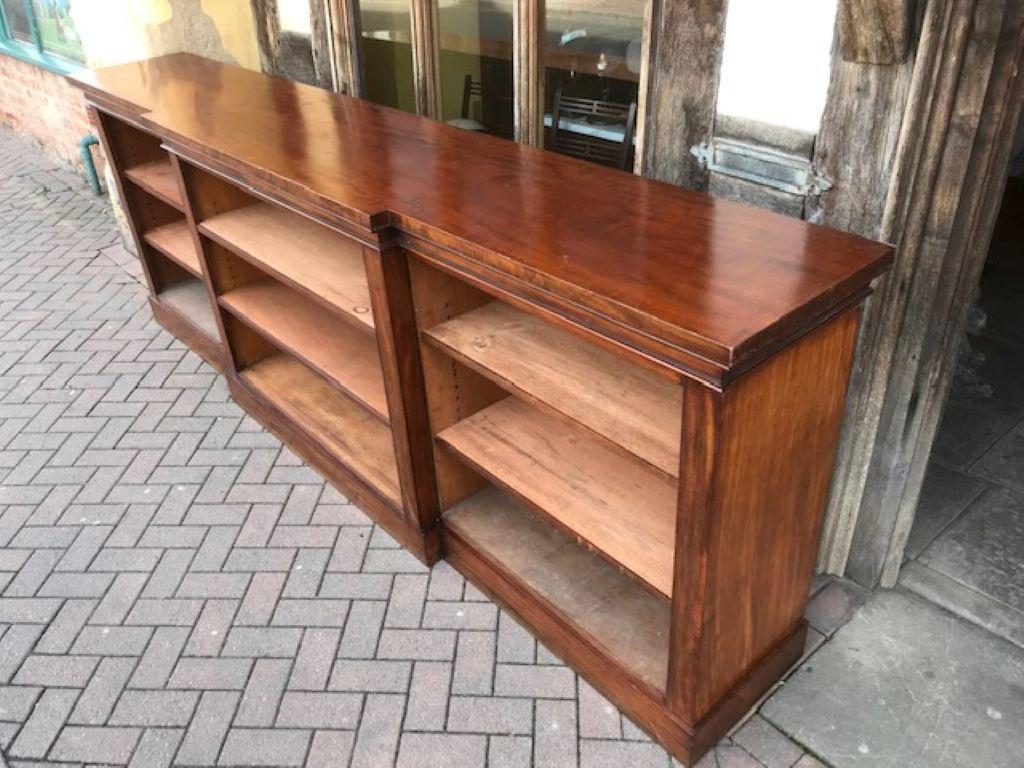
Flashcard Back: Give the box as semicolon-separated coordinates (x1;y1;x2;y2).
158;278;218;339
199;203;375;333
144;219;201;276
243;353;400;505
426;302;682;478
124;159;184;211
221;280;389;421
445;485;670;689
438;396;678;597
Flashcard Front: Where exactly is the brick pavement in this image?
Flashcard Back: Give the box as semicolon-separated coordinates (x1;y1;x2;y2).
0;127;847;767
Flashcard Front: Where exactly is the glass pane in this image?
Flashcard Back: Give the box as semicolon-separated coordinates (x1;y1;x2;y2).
543;0;643;168
33;1;85;61
275;0;318;85
438;0;513;139
358;0;416;112
2;0;33;43
278;0;312;34
717;0;837;131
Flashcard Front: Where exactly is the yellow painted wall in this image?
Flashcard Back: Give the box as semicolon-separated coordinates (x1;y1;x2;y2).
71;0;260;70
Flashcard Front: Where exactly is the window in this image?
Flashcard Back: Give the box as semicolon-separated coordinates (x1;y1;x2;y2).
275;0;319;84
252;0;333;89
542;0;644;169
356;0;416;112
437;0;513;139
318;0;651;167
0;0;86;68
716;0;836;132
699;0;838;213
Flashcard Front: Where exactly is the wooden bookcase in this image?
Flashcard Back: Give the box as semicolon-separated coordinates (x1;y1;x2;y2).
73;54;892;765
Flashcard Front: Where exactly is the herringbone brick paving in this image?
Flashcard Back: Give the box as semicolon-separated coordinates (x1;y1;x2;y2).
0;127;844;767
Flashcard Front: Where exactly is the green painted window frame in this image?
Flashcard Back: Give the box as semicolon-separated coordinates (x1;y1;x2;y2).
0;0;84;75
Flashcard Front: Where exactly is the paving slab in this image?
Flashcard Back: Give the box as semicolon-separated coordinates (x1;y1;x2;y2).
763;589;1024;768
918;486;1024;613
903;463;987;560
900;561;1024;649
930;394;1023;469
972;419;1024;494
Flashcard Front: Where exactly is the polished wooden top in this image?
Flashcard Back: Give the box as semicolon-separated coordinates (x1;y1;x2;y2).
71;53;892;380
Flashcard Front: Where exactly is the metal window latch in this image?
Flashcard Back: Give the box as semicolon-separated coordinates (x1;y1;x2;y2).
691;138;832;196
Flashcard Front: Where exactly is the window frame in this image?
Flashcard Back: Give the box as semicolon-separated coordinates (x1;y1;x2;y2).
0;0;85;75
326;0;653;165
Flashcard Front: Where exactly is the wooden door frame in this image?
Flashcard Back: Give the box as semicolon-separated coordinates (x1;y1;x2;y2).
410;0;441;118
819;0;1024;587
327;0;362;95
514;0;544;145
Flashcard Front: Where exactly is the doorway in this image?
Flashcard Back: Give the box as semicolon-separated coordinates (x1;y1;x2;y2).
900;114;1024;649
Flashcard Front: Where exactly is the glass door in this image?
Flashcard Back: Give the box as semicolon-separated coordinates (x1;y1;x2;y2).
542;0;644;169
437;0;514;139
356;0;417;111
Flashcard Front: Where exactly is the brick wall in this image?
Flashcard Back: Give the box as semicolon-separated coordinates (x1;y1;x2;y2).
0;54;93;167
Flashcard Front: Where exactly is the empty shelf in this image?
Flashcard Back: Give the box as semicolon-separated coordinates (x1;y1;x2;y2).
124;159;184;210
200;203;374;332
221;280;389;421
438;397;677;597
144;220;201;276
243;354;400;505
446;486;670;689
426;302;681;477
158;278;218;340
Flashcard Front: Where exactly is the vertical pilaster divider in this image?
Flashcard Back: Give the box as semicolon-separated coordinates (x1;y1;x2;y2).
167;153;235;373
363;240;443;562
88;106;161;296
410;0;441;118
514;0;544;146
666;381;721;722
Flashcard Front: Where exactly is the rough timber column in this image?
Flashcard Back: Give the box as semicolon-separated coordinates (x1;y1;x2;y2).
812;0;917;572
822;0;1024;586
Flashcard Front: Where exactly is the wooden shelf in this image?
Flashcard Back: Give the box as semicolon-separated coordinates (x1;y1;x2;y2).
243;354;400;505
426;302;681;478
124;159;184;210
438;397;677;597
144;220;201;276
158;278;218;340
445;485;670;689
221;280;389;421
199;203;374;333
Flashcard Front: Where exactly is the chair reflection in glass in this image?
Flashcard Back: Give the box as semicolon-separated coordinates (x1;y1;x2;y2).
548;88;637;171
446;74;514;139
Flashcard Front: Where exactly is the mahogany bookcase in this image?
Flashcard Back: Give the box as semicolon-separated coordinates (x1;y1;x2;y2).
71;53;892;764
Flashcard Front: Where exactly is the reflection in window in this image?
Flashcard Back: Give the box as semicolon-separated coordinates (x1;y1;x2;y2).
543;0;643;169
275;0;318;85
717;0;837;131
358;0;416;112
438;0;513;139
2;0;86;62
1;0;32;42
